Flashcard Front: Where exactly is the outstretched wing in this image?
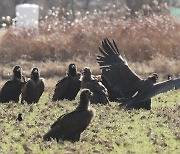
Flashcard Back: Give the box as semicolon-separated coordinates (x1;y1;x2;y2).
101;75;123;101
125;78;180;105
152;78;180;96
97;38;142;98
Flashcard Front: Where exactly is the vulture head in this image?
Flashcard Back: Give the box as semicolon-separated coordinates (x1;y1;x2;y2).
76;89;93;111
81;67;92;81
31;67;40;81
148;73;158;83
80;89;93;102
167;75;172;80
13;65;22;79
68;63;77;77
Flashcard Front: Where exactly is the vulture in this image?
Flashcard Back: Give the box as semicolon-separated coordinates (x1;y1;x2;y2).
101;75;123;102
21;67;44;104
43;89;95;142
97;38;180;110
81;67;109;104
52;63;81;101
0;65;26;103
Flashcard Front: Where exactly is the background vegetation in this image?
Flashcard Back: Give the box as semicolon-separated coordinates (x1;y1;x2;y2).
0;14;180;81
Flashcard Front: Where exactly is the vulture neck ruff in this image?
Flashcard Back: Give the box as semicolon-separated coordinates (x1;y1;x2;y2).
68;69;77;77
31;73;39;82
14;73;22;80
76;94;90;111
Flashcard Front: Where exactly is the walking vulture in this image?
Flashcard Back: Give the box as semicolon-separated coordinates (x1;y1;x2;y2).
21;67;44;104
0;65;26;103
97;38;180;110
81;67;109;105
43;89;95;142
52;63;81;101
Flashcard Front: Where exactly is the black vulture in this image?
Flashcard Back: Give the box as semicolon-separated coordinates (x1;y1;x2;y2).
81;67;109;105
21;67;44;104
0;65;26;103
43;89;95;142
97;38;180;110
52;63;81;101
101;74;123;102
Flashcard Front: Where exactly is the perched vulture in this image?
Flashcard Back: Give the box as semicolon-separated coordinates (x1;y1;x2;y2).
81;67;109;104
21;67;44;104
43;89;95;142
52;63;81;101
97;38;180;110
0;65;26;103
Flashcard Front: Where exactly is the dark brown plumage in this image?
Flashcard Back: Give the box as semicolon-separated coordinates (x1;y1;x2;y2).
52;63;81;101
97;38;180;110
43;89;95;142
101;74;123;102
81;67;109;105
0;65;26;103
21;67;44;104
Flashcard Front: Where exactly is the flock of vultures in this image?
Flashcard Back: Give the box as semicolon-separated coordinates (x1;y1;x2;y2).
1;39;180;142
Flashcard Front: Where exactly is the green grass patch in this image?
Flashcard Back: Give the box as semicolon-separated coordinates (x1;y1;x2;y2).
0;90;179;153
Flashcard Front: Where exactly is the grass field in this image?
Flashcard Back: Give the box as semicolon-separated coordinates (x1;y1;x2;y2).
0;89;179;154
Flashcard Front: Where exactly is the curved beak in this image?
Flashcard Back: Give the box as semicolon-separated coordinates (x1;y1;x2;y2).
33;69;38;73
16;67;21;72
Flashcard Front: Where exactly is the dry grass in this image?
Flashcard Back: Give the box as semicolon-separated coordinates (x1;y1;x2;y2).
0;14;180;83
1;14;180;61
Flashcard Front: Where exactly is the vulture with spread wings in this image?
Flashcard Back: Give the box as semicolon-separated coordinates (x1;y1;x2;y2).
97;38;180;110
52;63;81;101
43;89;95;142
